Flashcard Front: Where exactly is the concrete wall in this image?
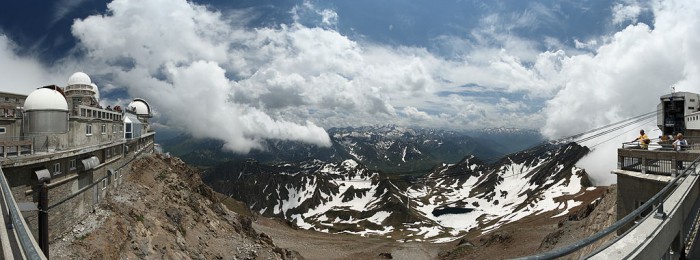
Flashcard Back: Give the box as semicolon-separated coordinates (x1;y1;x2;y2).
616;171;670;234
0;120;21;139
2;133;154;241
593;169;700;259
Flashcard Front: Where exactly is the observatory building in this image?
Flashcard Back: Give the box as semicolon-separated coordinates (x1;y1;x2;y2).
0;72;155;244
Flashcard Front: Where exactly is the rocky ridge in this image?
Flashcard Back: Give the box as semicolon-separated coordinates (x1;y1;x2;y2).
50;154;300;260
205;142;603;243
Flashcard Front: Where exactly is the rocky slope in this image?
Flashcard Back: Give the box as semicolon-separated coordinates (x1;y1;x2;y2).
44;151;617;260
50;154;300;260
438;185;616;259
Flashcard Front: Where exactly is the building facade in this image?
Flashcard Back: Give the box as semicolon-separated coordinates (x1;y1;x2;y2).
0;72;155;241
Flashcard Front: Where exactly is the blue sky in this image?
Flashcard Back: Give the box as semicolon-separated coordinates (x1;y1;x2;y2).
0;0;632;60
0;0;697;154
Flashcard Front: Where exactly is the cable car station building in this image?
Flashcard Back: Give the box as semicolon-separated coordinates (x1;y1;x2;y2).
0;72;155;242
612;92;700;255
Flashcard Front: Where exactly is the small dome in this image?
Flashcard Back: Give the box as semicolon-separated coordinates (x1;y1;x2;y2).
91;83;100;100
67;72;91;86
24;88;68;111
128;98;151;116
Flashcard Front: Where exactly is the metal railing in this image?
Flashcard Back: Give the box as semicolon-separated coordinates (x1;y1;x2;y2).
622;140;698;151
620;157;678;175
0;166;46;259
0;134;129;159
515;155;700;259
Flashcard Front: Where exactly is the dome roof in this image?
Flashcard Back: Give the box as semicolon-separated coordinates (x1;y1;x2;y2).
24;88;68;111
128;99;151;116
67;72;92;86
91;83;100;100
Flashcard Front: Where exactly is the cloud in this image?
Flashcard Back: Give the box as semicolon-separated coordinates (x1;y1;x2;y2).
70;0;331;153
542;0;698;139
402;106;432;121
61;0;585;150
5;0;696;161
574;39;598;50
0;35;64;94
612;1;645;25
51;0;91;26
539;0;700;184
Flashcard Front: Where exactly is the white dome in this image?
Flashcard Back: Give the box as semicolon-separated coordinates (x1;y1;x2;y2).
128;99;150;116
91;83;100;100
67;72;91;86
24;88;68;111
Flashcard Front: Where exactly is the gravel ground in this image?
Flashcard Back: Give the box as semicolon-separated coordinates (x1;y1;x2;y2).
252;216;447;260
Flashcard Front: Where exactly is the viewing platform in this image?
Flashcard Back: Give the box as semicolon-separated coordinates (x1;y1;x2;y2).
617;140;700;176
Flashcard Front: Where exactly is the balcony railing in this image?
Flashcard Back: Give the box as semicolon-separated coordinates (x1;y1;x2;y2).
619;139;699;176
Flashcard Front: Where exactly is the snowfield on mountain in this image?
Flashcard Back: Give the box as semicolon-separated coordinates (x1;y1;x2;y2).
204;142;601;242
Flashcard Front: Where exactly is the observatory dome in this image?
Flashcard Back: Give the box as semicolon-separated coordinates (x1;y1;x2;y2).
67;72;92;86
91;83;100;100
128;99;151;116
24;88;68;111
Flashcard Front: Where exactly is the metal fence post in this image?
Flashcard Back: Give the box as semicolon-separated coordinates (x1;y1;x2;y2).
654;198;666;220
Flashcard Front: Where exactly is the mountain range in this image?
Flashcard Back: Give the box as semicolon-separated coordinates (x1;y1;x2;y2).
161;126;545;173
201;141;600;242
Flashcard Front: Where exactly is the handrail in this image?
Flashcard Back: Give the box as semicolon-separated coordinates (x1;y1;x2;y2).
514;155;700;260
0;166;47;259
0;181;15;259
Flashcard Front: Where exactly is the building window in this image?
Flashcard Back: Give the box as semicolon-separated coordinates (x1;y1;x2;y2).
106;148;111;158
70;159;77;170
689;107;695;110
101;124;106;134
0;127;5;134
691;99;696;102
53;163;61;175
86;124;92;135
112;124;117;133
125;123;133;139
102;179;107;190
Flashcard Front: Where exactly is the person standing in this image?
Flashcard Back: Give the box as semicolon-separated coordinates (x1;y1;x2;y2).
673;133;688;170
633;130;651;149
673;133;688;151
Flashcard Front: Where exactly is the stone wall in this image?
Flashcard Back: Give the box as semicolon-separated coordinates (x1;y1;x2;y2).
2;133;154;241
615;171;668;234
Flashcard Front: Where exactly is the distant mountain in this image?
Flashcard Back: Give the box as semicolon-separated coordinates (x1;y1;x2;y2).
467;127;545;156
202;142;598;242
161;126;545;172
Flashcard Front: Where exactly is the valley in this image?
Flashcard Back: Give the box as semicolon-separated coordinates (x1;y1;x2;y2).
159;126;615;258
